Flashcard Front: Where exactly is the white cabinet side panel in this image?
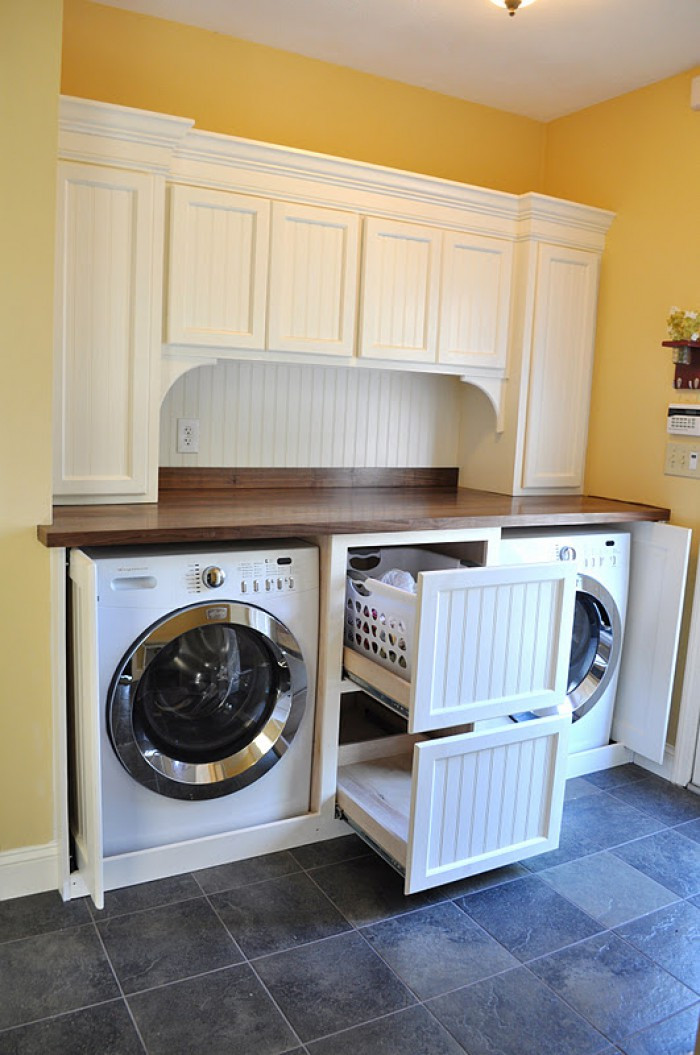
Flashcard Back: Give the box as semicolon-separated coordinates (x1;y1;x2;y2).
438;232;513;369
54;163;155;496
613;522;691;763
411;563;576;731
160;361;460;468
166;185;269;348
268;202;359;356
359;217;440;362
521;245;599;490
406;715;568;892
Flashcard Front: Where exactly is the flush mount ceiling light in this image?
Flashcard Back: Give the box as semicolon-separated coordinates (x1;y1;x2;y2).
489;0;537;16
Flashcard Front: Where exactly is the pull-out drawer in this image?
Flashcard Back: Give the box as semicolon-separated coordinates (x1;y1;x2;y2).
345;554;577;732
337;711;570;893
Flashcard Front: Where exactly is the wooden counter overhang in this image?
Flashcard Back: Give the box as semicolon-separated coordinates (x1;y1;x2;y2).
37;469;671;549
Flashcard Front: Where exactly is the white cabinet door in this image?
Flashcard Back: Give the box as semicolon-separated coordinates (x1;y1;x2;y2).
337;711;569;893
268;202;359;356
53;162;161;501
359;217;441;362
166;185;269;349
613;522;691;763
521;244;600;490
438;231;513;369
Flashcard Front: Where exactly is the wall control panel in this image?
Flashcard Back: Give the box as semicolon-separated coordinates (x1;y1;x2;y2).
665;440;700;479
667;404;700;436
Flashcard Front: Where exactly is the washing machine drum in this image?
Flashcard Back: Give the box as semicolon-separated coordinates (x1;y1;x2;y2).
107;602;307;800
567;575;622;723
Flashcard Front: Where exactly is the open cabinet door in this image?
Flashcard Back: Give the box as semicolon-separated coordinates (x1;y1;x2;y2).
69;551;105;908
612;522;691;764
410;562;576;732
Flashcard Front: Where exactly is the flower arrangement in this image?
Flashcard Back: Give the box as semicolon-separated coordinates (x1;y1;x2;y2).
667;307;700;342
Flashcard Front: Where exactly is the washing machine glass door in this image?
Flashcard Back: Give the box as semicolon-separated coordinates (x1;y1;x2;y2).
108;602;307;800
567;575;621;723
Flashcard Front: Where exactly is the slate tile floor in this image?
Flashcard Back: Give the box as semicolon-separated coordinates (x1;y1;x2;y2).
1;764;699;1055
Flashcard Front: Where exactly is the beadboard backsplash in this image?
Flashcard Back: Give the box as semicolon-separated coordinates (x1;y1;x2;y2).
160;361;461;468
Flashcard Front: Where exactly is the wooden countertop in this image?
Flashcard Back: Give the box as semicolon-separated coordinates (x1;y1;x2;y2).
37;469;670;548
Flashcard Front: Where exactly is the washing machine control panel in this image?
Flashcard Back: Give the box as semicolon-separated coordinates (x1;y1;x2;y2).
186;553;303;595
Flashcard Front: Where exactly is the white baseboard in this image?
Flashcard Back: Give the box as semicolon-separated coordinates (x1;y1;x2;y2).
0;843;59;902
632;744;675;782
566;742;632;778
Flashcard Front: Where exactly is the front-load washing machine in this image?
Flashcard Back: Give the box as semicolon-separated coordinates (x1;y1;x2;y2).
70;541;318;857
499;530;629;754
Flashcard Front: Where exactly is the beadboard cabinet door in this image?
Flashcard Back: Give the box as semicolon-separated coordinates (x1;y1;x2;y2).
359;217;441;363
438;231;513;369
53;162;161;501
267;202;359;356
166;185;270;349
520;244;600;490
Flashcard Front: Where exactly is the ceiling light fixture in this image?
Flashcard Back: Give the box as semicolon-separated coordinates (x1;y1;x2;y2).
489;0;537;16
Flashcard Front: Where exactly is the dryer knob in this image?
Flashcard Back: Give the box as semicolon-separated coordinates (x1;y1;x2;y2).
559;546;577;562
202;565;226;589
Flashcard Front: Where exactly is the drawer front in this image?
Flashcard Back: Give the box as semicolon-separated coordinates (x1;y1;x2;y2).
406;713;569;893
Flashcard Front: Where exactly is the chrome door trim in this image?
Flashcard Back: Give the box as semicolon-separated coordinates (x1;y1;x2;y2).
107;601;307;800
568;574;622;723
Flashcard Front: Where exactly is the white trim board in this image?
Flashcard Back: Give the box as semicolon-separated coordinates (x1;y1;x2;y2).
0;843;60;902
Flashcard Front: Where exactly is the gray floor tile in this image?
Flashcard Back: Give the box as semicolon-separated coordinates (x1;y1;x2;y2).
539;850;679;927
310;853;443;927
583;765;650;791
0;925;119;1031
98;897;242;993
607;774;700;827
364;901;517;999
674;817;700;843
128;963;297;1055
193;851;301;894
611;829;700;898
618;1003;700;1055
254;930;415;1042
566;776;605;801
616;900;700;992
0;890;90;943
525;793;663;873
289;834;370;870
211;871;351;958
0;999;143;1055
530;931;697;1043
306;1005;464;1054
88;873;201;920
428;965;605;1055
457;873;601;961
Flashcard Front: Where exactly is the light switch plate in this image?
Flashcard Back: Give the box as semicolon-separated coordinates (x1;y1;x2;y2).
665;440;700;479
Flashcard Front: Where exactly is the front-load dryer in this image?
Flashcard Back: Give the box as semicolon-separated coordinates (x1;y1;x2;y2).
498;530;629;755
70;541;318;857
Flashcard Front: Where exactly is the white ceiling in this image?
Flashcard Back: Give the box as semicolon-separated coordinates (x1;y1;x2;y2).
97;0;700;122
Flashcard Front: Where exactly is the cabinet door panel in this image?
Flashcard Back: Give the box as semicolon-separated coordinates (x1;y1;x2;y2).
407;715;569;892
438;232;513;369
359;217;440;362
166;185;269;348
54;162;158;499
268;202;359;356
521;245;599;490
411;562;576;732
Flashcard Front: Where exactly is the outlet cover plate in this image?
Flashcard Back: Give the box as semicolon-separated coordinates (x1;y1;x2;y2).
177;417;200;454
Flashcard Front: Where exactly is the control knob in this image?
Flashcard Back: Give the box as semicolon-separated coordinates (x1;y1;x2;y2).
559;546;577;562
202;565;226;589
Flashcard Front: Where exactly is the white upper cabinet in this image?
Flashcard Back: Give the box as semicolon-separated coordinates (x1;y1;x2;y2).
166;185;270;349
359;217;442;363
438;232;513;369
268;202;359;356
53;161;162;502
520;244;600;491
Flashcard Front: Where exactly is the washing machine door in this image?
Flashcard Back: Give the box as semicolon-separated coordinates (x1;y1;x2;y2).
567;575;622;722
107;601;307;800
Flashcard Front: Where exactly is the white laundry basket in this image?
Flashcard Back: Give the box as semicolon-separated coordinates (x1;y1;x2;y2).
345;547;464;681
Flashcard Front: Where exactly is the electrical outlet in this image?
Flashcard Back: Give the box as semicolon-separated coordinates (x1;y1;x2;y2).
665;440;700;479
176;418;200;454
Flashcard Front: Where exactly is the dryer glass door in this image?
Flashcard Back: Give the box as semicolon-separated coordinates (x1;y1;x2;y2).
108;602;307;800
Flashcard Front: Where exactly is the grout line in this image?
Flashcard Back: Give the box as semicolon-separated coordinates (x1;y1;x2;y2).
90;918;149;1055
87;890;204;925
0;917;96;949
0;997;125;1038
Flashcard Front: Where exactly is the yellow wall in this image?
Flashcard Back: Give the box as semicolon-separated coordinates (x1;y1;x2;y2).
61;0;546;194
0;1;63;852
544;69;700;740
